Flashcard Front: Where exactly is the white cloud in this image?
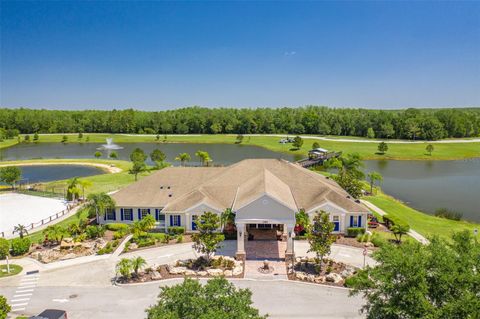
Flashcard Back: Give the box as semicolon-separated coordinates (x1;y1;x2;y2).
284;51;296;56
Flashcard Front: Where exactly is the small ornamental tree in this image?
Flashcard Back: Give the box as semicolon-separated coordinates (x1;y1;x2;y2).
295;209;310;235
61;135;68;143
195;150;212;166
130;147;148;162
377;141;388;155
24;134;30;142
67;177;81;201
312;142;320;149
0;166;21;189
367;171;383;194
109;151;118;159
94;151;102;158
146;277;267;319
192;212;225;263
129;160;146;181
150;148;166;166
307;211;335;271
33;132;39;141
85;192;116;221
116;258;133;279
0;295;11;319
292;135;303;149
13;224;28;238
426;144;434;156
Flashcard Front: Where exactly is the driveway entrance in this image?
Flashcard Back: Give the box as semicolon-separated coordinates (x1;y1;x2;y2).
245;240;286;260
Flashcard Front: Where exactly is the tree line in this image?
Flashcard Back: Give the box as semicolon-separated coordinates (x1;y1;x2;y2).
1;106;479;140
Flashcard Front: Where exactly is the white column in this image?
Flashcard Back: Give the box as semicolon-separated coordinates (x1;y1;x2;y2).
236;223;246;254
286;224;294;255
185;213;190;231
341;213;346;233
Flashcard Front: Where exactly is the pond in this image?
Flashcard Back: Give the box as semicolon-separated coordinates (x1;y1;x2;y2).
4;165;105;184
0;142;299;165
364;159;480;223
1;142;479;222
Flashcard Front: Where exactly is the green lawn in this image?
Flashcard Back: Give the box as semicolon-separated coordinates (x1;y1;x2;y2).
0;264;23;278
9;133;480;160
25;207;90;244
365;191;480;240
0;138;18;149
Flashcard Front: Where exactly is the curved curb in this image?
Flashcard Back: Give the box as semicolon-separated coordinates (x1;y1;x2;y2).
112;276;353;291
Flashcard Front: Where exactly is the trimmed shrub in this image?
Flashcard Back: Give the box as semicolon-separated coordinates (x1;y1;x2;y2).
346;227;366;238
168;226;185;235
85;225;106;239
148;233;167;241
176;235;184;243
105;223;129;232
11;237;31;256
370;233;387;247
0;238;10;259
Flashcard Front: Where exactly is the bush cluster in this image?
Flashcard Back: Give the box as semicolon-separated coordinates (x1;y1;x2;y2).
382;214;409;230
11;238;31;256
346;227;366;238
167;226;185;235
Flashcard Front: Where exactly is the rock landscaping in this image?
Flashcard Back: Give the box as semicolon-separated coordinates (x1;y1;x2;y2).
161;255;244;279
287;256;357;287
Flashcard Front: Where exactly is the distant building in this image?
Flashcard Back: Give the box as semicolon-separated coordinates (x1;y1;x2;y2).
106;159;369;259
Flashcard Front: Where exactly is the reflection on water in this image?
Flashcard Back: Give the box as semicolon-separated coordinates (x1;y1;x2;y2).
4;165;104;183
364;159;480;222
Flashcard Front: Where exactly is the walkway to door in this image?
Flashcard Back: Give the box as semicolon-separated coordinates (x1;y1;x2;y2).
246;241;286;260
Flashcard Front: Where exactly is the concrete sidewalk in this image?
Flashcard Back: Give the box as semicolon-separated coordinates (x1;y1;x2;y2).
361;199;429;244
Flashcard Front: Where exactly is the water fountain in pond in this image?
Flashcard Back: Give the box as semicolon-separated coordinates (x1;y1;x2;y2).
97;138;124;150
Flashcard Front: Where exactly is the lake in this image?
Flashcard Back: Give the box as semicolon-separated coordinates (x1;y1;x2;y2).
14;165;105;183
364;159;480;222
1;142;479;222
0;142;299;164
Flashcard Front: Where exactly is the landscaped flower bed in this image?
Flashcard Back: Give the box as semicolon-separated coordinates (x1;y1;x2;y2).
288;257;357;287
162;255;244;278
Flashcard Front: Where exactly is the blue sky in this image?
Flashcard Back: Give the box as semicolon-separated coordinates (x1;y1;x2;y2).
1;1;479;110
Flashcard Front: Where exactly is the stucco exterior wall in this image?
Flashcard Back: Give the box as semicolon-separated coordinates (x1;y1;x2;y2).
235;194;295;224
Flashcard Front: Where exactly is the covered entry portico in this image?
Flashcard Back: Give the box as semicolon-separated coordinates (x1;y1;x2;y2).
235;217;295;261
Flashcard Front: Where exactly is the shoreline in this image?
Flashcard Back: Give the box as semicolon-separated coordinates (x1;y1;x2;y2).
0;161;123;173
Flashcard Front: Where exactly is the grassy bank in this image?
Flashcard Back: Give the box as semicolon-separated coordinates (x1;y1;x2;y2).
0;139;18;149
365;190;480;240
3;133;478;160
0;158;152;195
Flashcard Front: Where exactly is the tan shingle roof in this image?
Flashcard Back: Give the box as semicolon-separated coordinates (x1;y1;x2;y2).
112;159;368;213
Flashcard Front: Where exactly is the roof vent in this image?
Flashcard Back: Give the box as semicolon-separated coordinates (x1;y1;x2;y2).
167;186;171;189
346;195;351;199
168;194;173;197
355;199;360;203
326;176;330;179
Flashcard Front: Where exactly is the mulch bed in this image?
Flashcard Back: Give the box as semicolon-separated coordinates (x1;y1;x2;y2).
334;235;369;249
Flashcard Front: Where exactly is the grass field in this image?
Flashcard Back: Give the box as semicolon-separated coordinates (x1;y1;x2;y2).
0;264;23;278
365;190;480;240
0;138;18;149
2;133;479;160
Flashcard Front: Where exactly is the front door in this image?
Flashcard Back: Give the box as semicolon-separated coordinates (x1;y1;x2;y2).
192;215;198;231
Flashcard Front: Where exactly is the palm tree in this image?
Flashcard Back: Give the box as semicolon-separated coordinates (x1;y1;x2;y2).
220;208;235;231
175;153;191;166
391;224;410;244
78;179;92;201
85;193;116;223
195;151;211;167
116;258;133;279
13;224;28;238
367;171;383;194
325;153;364;179
130;256;147;277
66;177;81;201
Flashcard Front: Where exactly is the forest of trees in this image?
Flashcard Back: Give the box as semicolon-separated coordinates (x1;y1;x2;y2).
0;106;479;140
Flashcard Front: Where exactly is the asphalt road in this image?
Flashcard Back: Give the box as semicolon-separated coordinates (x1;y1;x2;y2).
0;279;364;319
0;241;369;318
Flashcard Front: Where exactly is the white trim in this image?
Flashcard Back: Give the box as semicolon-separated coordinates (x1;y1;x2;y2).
306;200;349;215
184;201;222;214
235;192;297;212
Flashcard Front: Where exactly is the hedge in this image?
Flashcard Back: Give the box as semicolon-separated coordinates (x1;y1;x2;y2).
105;223;129;232
346;227;366;238
168;226;185;235
0;238;9;259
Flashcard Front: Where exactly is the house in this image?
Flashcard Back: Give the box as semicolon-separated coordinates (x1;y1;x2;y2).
106;159;369;259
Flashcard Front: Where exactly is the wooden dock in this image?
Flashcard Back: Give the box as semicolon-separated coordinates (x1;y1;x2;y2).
296;151;342;168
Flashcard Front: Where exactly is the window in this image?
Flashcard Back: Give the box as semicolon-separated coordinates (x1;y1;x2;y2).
158;214;165;222
123;209;133;221
171;215;181;226
105;208;116;220
140;208;150;219
351;216;359;227
333;216;340;222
